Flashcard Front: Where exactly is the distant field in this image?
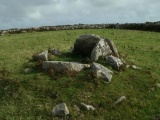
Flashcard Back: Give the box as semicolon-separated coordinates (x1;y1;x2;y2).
0;29;160;120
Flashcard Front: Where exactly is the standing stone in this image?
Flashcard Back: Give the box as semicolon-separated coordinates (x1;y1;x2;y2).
91;62;113;83
91;39;113;61
72;34;101;57
106;55;124;71
52;103;69;117
43;61;90;72
105;39;119;58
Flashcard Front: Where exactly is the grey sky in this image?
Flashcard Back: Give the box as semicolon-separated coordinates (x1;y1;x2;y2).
0;0;160;29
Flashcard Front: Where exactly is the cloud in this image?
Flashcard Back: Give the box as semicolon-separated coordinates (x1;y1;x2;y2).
0;0;160;29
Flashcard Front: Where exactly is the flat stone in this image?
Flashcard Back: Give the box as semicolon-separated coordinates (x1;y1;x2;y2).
43;61;90;72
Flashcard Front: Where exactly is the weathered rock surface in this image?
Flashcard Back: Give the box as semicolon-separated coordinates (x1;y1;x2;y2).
52;103;69;117
43;61;90;72
91;39;113;61
106;55;124;71
33;50;48;61
91;62;113;83
72;34;101;57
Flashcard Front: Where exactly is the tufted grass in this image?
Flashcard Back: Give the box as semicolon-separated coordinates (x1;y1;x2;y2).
0;29;160;120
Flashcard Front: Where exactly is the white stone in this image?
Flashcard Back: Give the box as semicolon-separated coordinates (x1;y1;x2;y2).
114;96;126;106
80;103;95;110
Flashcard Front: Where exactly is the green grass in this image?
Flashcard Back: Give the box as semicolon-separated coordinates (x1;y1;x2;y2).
0;29;160;120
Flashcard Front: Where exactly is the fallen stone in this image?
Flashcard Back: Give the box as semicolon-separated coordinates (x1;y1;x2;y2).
43;61;90;72
106;55;124;71
72;34;101;57
80;103;95;110
91;62;113;83
24;68;33;73
52;103;69;117
48;48;61;55
33;50;48;61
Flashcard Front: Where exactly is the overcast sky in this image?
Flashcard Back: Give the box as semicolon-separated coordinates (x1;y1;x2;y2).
0;0;160;29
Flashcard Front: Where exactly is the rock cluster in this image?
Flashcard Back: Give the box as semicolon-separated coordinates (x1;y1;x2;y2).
29;34;125;83
73;34;119;62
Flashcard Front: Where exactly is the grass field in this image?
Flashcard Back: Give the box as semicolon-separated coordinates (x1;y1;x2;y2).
0;29;160;120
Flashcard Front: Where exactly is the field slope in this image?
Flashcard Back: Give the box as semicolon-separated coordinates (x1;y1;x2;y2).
0;29;160;120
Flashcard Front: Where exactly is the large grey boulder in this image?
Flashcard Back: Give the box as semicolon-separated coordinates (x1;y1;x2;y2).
72;34;101;57
106;55;124;71
72;34;119;61
43;61;90;72
52;103;69;117
91;62;113;83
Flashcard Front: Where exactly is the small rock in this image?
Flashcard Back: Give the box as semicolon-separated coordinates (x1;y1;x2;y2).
52;103;69;117
24;68;33;73
114;96;126;106
80;103;95;110
132;65;142;70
